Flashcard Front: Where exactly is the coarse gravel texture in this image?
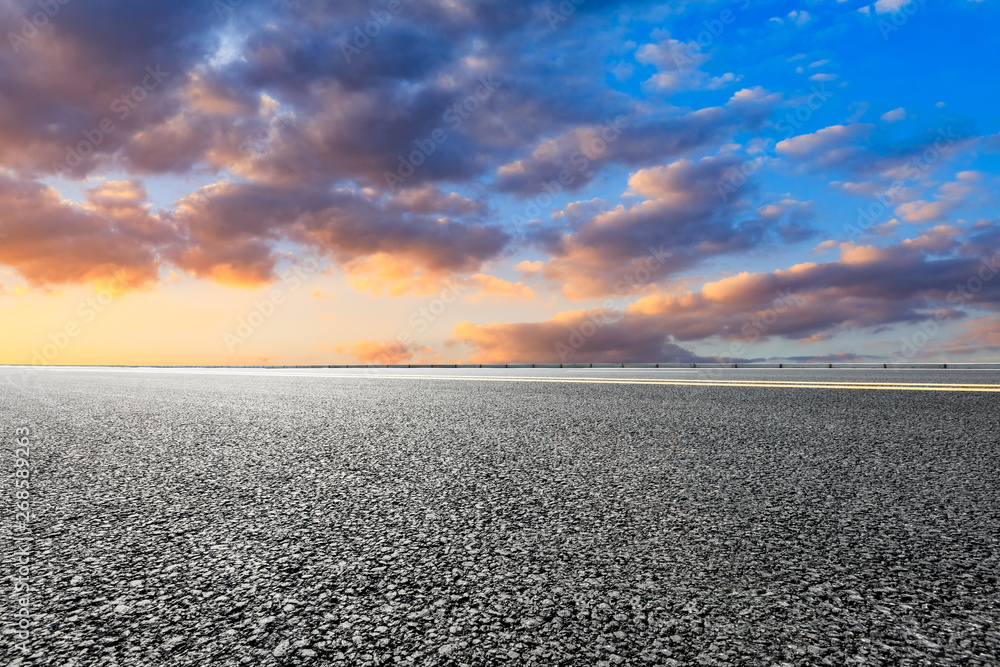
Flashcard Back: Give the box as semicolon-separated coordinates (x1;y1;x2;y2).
1;367;999;666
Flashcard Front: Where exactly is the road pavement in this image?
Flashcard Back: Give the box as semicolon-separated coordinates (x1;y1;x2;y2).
2;366;999;665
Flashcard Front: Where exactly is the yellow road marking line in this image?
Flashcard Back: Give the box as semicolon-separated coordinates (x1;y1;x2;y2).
295;373;999;391
200;370;1000;389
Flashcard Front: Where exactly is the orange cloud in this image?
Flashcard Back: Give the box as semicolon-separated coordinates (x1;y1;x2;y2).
335;339;433;364
169;243;279;288
309;289;337;300
344;253;450;297
941;316;1000;355
452;227;1000;363
527;156;805;300
450;309;705;364
182;73;255;116
464;274;535;302
0;176;173;289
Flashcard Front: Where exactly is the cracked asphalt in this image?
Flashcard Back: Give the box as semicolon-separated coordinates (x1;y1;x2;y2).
2;367;999;665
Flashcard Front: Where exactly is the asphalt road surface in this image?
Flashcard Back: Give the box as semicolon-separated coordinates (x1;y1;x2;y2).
2;367;999;666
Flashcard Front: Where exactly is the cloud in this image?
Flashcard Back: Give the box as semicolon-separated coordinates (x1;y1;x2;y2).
881;107;906;122
895;200;958;224
894;172;983;223
788;10;812;25
528;156;809;300
342;253;454;298
463;274;535;302
0;0;633;191
634;32;742;93
0;176;174;288
335;339;432;365
874;0;908;13
0;0;214;176
776;122;978;181
625;232;1000;342
636;33;709;75
450;309;715;364
494;86;780;197
941;316;1000;355
0;0;996;368
496;112;718;197
776;124;872;165
309;289;336;300
169;181;509;289
454;227;1000;362
387;187;483;216
771;10;812;26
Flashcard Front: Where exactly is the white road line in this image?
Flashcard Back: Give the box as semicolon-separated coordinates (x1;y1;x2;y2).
11;366;1000;392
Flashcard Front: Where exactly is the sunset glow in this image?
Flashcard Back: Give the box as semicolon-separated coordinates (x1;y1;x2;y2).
2;0;999;365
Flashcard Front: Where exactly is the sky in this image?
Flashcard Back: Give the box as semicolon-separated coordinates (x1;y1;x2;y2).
1;0;999;366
